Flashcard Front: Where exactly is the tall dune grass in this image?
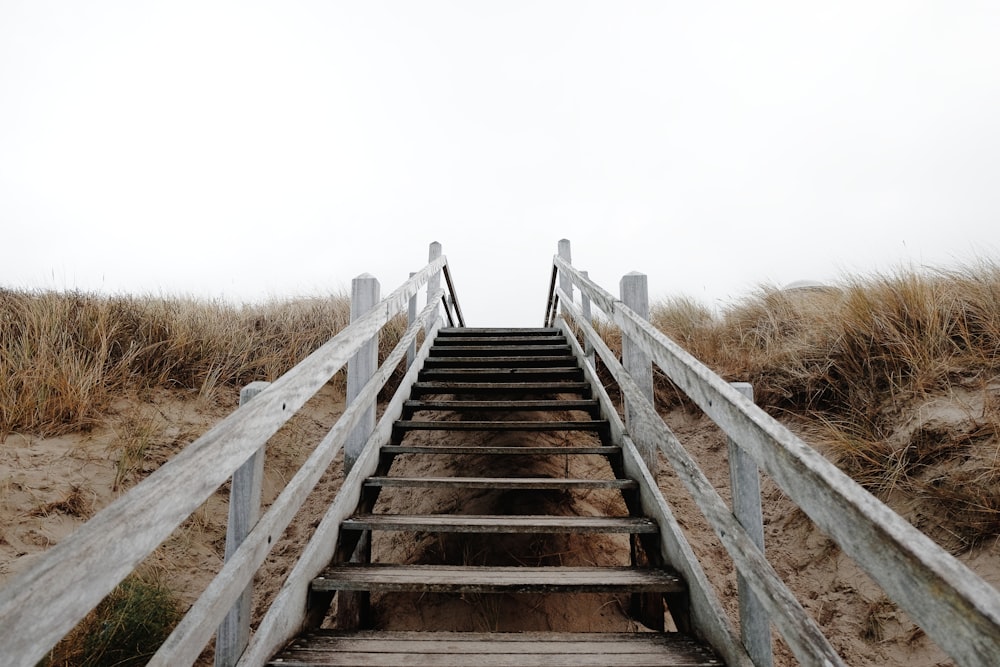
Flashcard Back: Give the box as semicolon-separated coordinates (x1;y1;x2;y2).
646;262;1000;549
0;289;360;438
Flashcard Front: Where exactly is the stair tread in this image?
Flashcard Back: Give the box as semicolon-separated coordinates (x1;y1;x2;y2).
343;514;657;534
269;631;723;666
404;399;598;410
412;381;590;393
395;420;608;431
364;476;636;490
312;564;684;593
381;445;619;455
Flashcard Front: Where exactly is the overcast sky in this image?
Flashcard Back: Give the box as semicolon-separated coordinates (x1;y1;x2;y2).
2;2;998;325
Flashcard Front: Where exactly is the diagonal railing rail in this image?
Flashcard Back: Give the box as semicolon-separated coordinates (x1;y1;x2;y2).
0;243;462;667
546;238;1000;666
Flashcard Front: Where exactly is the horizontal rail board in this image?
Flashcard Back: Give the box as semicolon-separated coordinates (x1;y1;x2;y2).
311;565;683;593
363;476;636;490
343;514;658;534
381;445;619;456
269;631;722;666
411;381;590;395
394;420;608;432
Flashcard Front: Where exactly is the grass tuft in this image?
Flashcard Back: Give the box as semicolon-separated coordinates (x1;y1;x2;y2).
41;569;182;667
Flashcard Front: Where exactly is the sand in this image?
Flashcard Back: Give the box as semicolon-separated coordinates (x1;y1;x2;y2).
2;384;998;666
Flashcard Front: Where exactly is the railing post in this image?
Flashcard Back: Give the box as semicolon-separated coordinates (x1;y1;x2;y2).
620;271;656;474
728;382;773;667
407;271;417;368
346;273;380;473
557;239;573;317
427;241;442;331
581;270;595;369
215;381;270;667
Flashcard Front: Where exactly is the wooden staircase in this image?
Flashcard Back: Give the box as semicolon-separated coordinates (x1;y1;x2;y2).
267;327;722;666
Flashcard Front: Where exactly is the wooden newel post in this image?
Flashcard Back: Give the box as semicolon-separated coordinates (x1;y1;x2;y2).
407;271;417;368
427;241;442;332
557;239;573;316
215;380;271;667
728;382;773;667
346;274;380;474
581;270;595;368
621;271;656;474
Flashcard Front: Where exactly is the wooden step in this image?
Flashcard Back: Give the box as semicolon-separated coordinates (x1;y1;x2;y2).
381;445;619;456
419;368;583;381
429;344;572;356
433;335;568;346
311;564;684;594
403;399;600;413
342;514;657;534
268;631;724;667
410;381;591;396
423;356;578;368
363;476;637;491
437;327;561;335
394;420;608;432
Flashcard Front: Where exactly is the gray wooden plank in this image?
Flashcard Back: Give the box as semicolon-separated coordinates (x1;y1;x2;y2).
411;381;590;394
380;445;619;456
394;420;608;432
342;514;658;534
403;399;599;411
311;565;684;593
362;476;637;490
423;356;578;367
269;631;722;666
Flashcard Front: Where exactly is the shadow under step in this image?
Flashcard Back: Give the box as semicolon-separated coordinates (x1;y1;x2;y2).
363;476;637;491
311;564;684;594
342;514;658;534
268;630;723;667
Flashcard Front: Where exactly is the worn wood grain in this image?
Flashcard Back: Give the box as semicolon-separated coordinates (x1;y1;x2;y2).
362;476;637;490
311;564;684;593
555;255;1000;665
342;514;658;534
395;420;607;431
268;631;723;666
380;445;618;456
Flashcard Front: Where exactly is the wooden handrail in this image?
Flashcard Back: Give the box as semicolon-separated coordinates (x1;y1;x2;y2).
550;248;1000;666
0;246;462;667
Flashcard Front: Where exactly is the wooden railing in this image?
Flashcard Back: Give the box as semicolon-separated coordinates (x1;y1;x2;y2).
0;243;463;667
545;239;1000;666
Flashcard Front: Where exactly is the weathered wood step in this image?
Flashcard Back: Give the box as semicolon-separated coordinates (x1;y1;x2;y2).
423;356;578;368
311;565;684;594
429;344;572;356
438;327;560;336
381;445;619;456
433;336;568;346
410;381;591;396
343;514;657;534
363;477;637;491
403;399;600;413
394;420;608;432
419;368;583;381
268;631;723;667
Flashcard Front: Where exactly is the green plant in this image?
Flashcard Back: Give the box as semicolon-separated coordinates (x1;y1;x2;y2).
42;570;182;667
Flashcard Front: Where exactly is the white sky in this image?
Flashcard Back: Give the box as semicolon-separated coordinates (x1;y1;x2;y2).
2;2;998;326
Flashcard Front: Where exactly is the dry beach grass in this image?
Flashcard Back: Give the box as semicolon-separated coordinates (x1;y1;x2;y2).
2;262;1000;664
